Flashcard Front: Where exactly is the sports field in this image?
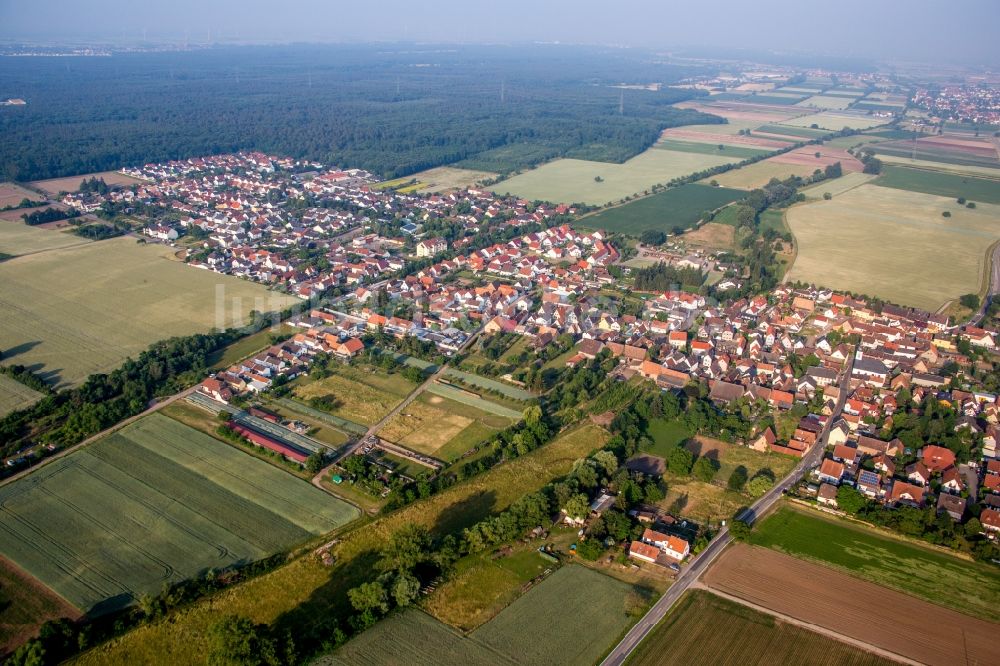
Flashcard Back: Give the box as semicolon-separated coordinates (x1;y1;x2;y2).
326;565;638;666
874;165;1000;204
0;238;297;388
751;505;1000;620
0;222;90;257
0;414;359;614
493;148;741;205
0;374;44;418
577;184;745;235
291;365;413;425
628;589;894;666
785;184;1000;310
73;424;609;665
781;113;887;131
379;392;514;460
412;166;498;193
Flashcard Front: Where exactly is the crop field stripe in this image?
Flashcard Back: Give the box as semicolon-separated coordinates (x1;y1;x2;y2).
578;183;745;235
874;166;1000;203
444;368;534;401
654;140;772;159
425;383;524;419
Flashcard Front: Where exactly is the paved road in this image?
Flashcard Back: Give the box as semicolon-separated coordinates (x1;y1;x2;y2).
601;354;854;666
967;241;1000;327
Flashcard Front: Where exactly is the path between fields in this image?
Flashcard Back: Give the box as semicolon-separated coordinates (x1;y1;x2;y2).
600;354;854;666
0;386;198;488
689;582;922;666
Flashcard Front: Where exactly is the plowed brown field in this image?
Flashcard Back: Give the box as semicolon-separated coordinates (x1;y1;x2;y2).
770;146;865;171
704;544;999;666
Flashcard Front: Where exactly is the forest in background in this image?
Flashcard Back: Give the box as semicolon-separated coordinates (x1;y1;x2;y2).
0;44;720;181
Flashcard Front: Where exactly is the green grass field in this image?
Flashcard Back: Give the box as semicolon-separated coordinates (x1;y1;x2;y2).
577;184;745;235
627;590;894;666
752;505;1000;621
425;382;524;420
0;414;359;614
644;418;693;458
795;95;854;111
786;184;1000;310
292;365;414;425
0;374;44;418
74;424;609;665
874;165;1000;204
0;238;298;388
655;140;772;160
326;565;639;666
754;124;830;139
493;149;741;205
444;368;535;401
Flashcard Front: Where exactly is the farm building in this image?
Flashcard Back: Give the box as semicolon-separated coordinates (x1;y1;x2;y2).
228;421;310;464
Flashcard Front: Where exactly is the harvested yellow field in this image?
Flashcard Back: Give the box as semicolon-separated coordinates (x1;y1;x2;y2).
708;160;823;190
29;170;146;196
412;166;498;193
799;172;875;199
0;374;44;418
494;148;740;205
795;95;854;110
380;399;473;454
0;222;91;256
0;238;298;388
780;113;887;131
786;184;1000;310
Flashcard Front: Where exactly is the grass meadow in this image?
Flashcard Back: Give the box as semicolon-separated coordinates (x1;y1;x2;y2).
577;184;745;235
291;365;414;426
493;149;741;205
73;424;609;665
627;589;896;666
379;392;514;460
325;565;639;666
752;505;1000;621
0;238;298;388
0;414;359;614
874;165;1000;204
785;184;1000;310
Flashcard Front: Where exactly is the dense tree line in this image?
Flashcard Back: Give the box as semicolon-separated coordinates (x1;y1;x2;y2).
0;44;720;182
21;207;78;226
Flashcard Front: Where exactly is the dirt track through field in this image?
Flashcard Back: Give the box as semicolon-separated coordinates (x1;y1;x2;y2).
703;544;1000;666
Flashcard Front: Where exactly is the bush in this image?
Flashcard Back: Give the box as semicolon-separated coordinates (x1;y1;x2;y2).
729;518;751;541
960;293;980;310
692;456;719;482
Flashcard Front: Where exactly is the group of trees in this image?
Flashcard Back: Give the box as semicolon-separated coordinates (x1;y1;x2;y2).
20;206;77;226
632;261;705;292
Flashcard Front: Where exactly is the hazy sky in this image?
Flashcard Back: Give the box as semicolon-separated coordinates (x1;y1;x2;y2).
1;0;997;66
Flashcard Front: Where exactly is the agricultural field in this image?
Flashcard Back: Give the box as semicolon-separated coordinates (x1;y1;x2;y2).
28;170;146;197
73;424;609;665
444;368;535;401
677;222;735;252
751;505;1000;620
0;414;359;614
493;148;741;206
423;547;554;631
0;222;90;257
412;166;498;193
0;374;44;418
0;183;41;209
780;113;887;131
0;556;80;655
654;140;772;160
870;135;999;169
795;95;855;110
659;127;790;149
874;165;1000;204
708;159;826;190
577;184;745;235
704;543;1000;666
425;382;525;419
876;153;1000;178
785;184;1000;310
290;365;413;426
326;565;640;666
0;238;298;388
628;589;895;666
379;392;514;460
753;123;830;140
799;172;875;199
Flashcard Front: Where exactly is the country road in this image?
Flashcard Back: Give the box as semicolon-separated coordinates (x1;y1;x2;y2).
600;353;854;666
